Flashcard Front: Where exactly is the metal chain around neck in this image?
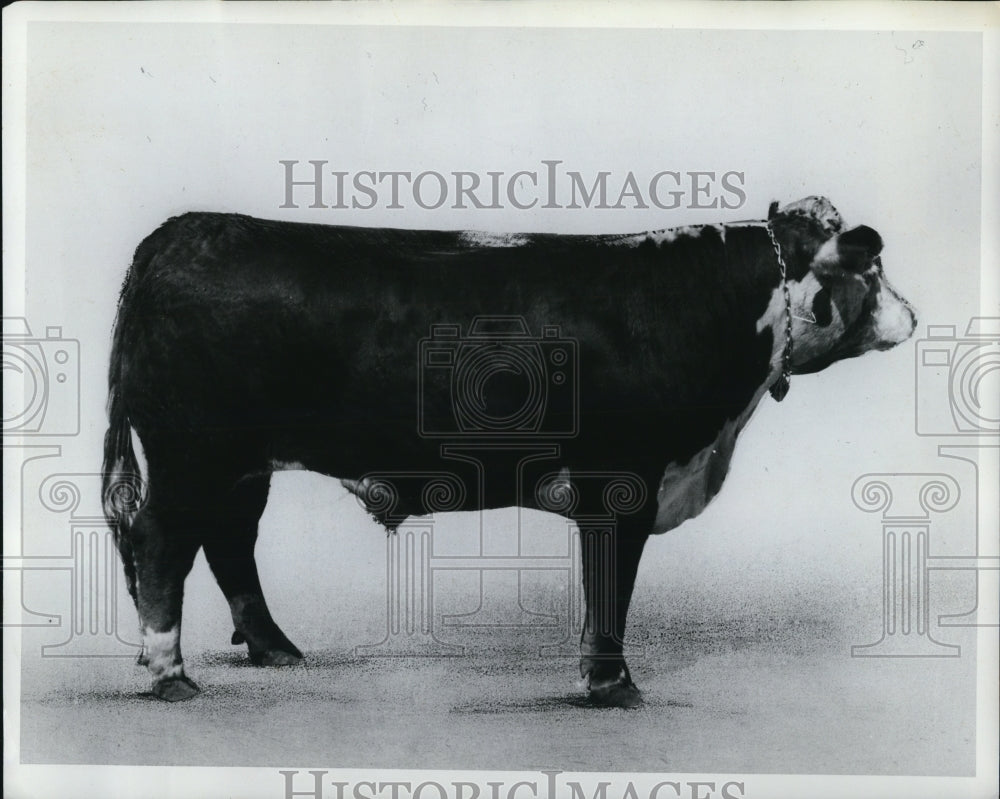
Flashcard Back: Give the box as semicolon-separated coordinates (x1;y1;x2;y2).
765;223;793;402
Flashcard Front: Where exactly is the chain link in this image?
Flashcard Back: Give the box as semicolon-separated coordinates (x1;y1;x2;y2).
765;223;793;401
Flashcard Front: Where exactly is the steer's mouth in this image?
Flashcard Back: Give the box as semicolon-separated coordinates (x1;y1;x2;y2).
793;348;860;375
794;345;880;375
793;308;916;375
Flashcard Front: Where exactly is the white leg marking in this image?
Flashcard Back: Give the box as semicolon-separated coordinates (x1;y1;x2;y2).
143;625;182;680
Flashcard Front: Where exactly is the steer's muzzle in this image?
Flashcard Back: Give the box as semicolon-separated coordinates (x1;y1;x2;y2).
871;272;917;350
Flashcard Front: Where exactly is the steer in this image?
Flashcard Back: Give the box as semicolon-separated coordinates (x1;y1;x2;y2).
102;196;916;704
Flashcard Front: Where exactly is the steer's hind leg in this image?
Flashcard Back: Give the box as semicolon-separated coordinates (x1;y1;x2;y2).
202;475;302;667
579;522;649;708
132;499;203;701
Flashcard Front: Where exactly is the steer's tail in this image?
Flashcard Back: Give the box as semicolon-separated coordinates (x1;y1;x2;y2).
102;268;145;604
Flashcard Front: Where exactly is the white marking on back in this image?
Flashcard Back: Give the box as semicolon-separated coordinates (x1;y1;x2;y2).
613;224;715;248
459;231;529;248
270;460;307;472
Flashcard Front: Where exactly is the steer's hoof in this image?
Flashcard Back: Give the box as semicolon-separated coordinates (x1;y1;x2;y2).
586;669;643;709
249;647;303;667
136;649;149;668
152;675;201;702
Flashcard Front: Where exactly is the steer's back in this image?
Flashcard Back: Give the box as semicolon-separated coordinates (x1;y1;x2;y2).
116;212;777;481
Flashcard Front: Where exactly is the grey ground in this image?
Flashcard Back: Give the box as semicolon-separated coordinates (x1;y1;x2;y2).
19;584;976;774
16;473;980;774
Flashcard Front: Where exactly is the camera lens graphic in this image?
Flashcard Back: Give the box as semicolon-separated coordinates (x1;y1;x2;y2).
452;343;546;432
2;344;48;430
950;343;1000;432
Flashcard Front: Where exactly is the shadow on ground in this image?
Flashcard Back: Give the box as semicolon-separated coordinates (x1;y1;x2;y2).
19;613;976;775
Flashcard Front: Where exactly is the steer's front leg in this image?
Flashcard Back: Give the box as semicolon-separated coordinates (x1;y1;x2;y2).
579;524;648;708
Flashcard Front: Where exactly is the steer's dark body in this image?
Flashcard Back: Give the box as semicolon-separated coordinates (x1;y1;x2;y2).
122;215;774;506
104;198;915;703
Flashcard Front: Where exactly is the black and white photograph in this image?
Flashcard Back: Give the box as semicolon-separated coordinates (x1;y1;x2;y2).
3;3;998;798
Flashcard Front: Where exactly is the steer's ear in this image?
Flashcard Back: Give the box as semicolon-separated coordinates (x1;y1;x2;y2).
811;224;883;275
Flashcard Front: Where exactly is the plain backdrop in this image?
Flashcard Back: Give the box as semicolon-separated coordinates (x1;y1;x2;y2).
7;19;991;776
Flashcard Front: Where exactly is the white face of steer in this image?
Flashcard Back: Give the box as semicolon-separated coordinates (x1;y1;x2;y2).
776;199;917;373
653;198;916;537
